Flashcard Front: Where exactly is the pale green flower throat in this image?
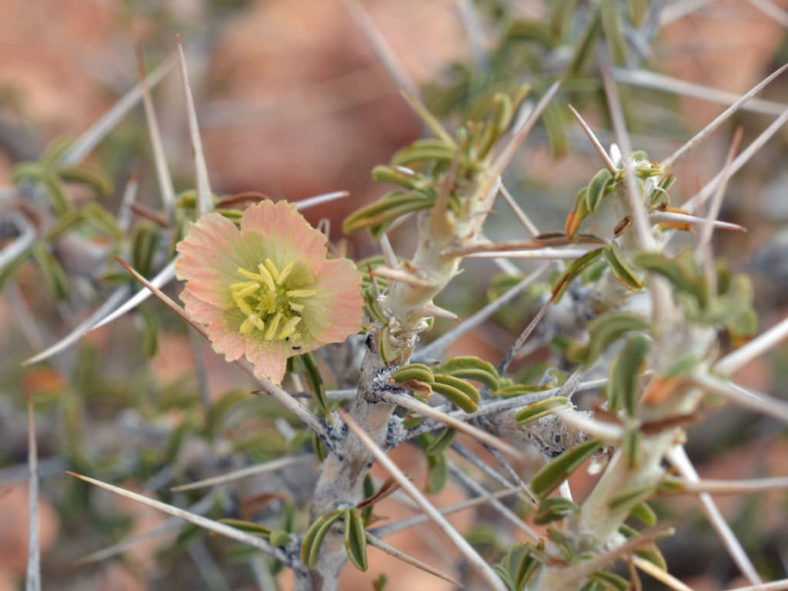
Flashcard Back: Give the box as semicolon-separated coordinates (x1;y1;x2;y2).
230;258;316;341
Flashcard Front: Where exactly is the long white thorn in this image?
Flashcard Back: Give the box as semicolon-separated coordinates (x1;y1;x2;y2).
667;446;762;585
715;316;788;375
24;287;129;365
671;476;788;496
61;53;178;166
746;0;788;27
613;67;787;119
67;472;300;569
693;374;788;423
26;393;40;591
498;182;540;236
649;211;745;232
567;104;617;172
170;455;314;492
176;36;213;217
682;105;788;214
365;534;462;586
602;66;655;252
137;46;177;218
633;556;694;591
294;190;349;210
337;409;508;591
661;63;788;171
90;259;177;331
342;0;419;97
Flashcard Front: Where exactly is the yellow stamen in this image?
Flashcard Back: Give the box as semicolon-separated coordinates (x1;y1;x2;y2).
289;302;305;312
256;264;277;291
238;266;275;292
264;258;281;284
233;293;254;316
278;260;295;284
265;311;283;340
231;283;259;299
240;316;256;334
286;289;317;298
278;316;301;340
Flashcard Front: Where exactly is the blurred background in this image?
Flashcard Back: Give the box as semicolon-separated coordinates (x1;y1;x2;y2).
0;0;787;589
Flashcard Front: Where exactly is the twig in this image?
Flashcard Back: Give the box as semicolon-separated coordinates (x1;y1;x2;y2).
337;409;508;591
464;247;593;259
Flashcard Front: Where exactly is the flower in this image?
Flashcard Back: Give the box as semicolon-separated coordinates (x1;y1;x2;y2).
175;199;363;384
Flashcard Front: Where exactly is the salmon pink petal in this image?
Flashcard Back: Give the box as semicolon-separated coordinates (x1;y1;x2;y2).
244;338;289;384
181;290;245;361
240;200;326;267
304;258;364;344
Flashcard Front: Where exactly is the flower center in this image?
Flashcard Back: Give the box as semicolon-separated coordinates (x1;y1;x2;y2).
229;258;316;341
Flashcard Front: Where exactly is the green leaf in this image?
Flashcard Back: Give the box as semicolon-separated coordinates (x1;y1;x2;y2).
81;202;123;242
391;139;457;167
372;164;421;189
607;484;657;511
534;497;579;525
432;374;480;409
530;439;602;498
584;169;614;214
567;312;650;366
590;571;629;591
504;19;559;48
343;508;368;571
607;334;650;416
543;101;569;159
494;543;539;591
373;573;388;591
422;428;457;456
552;248;605;302
437;356;499;389
630;501;657;527
627;0;648;26
425;452;448;494
40;136;74;167
269;529;292;547
603;243;643;292
218;518;272;539
32;243;69;300
392;363;435;384
549;0;580;37
296;353;329;414
622;428;641;468
57;163;114;197
568;9;602;74
131;223;161;278
601;0;628;64
139;305;160;358
301;510;343;568
492;384;552;398
343;191;436;236
515;397;570;425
